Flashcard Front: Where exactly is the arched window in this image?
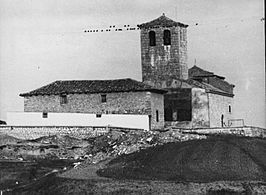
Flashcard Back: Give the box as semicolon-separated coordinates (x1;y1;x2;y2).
229;105;231;113
163;30;171;45
149;31;156;46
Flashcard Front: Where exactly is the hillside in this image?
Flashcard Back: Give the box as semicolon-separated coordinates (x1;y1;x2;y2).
98;136;266;182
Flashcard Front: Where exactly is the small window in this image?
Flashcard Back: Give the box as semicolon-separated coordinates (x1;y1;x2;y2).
149;31;156;46
156;110;159;122
163;30;171;45
229;105;231;113
101;94;107;103
60;94;67;104
42;112;48;118
96;113;102;118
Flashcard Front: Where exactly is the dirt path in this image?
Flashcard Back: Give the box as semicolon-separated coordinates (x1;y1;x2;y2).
59;161;111;180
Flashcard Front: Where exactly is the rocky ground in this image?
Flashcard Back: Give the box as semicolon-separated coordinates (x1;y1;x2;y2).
1;129;266;194
0;129;206;162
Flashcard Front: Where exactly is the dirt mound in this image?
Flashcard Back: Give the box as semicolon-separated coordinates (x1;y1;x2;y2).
97;136;266;182
32;135;88;148
0;133;21;145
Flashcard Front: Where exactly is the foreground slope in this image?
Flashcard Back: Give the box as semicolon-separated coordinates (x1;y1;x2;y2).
98;136;266;182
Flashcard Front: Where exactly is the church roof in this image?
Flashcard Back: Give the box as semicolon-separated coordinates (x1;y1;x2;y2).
20;78;166;97
162;78;234;97
189;65;225;79
138;14;188;29
187;79;234;97
188;66;235;96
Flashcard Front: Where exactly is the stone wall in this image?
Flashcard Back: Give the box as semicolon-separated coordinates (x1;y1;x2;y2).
1;125;264;141
208;93;233;127
191;88;210;128
181;126;266;138
0;126;109;140
140;26;188;87
24;91;164;130
150;92;164;129
165;121;192;129
165;89;233;129
24;92;150;114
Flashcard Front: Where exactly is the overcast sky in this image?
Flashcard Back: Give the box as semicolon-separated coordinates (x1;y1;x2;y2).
0;0;265;128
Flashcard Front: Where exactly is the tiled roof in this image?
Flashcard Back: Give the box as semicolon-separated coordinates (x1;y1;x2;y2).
189;65;215;77
189;65;225;79
20;78;167;97
187;79;234;97
138;14;188;29
188;66;234;97
161;78;234;97
208;77;234;95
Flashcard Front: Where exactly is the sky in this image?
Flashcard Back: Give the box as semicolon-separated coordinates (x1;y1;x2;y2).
0;0;265;128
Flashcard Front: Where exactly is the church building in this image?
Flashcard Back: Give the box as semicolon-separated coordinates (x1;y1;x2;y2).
137;14;234;128
17;14;235;129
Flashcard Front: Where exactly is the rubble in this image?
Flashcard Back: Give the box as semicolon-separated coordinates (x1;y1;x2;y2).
79;129;207;165
0;129;207;164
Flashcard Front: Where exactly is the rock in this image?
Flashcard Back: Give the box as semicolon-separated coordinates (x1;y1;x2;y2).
73;162;81;169
146;137;153;142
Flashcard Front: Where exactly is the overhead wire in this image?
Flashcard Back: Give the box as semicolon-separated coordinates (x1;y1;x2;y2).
83;16;264;33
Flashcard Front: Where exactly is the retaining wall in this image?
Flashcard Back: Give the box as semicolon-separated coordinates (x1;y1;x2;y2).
0;126;113;140
180;126;266;138
0;125;265;141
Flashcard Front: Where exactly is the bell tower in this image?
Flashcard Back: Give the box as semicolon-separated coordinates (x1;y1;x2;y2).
138;14;189;88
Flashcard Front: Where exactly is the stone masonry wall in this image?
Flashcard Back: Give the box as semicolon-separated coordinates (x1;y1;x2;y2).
24;91;164;130
0;126;107;140
24;92;150;114
1;125;264;141
191;88;210;128
208;93;233;127
181;126;266;138
150;92;164;129
140;26;188;88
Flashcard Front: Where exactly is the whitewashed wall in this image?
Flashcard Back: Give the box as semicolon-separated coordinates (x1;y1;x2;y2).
7;112;149;130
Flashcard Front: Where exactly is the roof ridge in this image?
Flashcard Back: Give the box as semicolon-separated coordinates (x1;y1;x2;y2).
191;66;214;74
57;78;134;82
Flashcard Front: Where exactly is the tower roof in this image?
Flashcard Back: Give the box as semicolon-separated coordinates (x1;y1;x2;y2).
138;14;188;29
